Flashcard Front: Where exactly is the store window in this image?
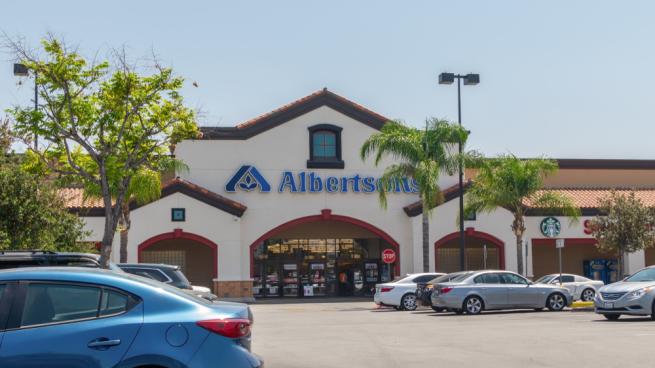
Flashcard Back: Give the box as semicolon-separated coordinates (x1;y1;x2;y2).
252;238;395;298
307;124;344;169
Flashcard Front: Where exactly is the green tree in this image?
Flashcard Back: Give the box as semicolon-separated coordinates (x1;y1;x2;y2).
588;191;655;278
361;118;472;272
464;155;580;275
84;157;186;263
0;120;88;250
8;37;199;267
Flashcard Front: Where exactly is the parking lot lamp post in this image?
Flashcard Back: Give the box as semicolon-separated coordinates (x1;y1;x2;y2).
438;72;480;271
13;63;38;150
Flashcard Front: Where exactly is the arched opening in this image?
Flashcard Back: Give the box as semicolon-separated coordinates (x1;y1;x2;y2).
435;228;505;273
138;229;217;289
249;210;400;298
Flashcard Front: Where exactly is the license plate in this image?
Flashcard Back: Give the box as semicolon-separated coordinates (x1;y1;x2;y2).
603;302;614;309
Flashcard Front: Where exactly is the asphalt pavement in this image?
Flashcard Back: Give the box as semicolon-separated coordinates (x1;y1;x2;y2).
250;300;654;368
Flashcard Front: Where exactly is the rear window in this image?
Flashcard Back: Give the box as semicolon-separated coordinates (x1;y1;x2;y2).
123;267;170;282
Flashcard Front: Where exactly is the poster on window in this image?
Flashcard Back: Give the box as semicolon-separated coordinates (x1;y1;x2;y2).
303;285;314;296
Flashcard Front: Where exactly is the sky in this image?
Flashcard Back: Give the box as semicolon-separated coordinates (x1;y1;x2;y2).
1;0;654;158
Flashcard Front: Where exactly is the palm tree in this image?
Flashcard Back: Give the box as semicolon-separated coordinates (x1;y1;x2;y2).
463;155;581;275
360;118;471;272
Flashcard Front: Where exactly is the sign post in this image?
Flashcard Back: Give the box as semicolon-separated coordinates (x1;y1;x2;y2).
556;239;565;285
483;244;487;269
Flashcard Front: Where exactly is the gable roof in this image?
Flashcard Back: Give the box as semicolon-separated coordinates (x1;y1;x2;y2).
64;178;247;217
200;88;390;140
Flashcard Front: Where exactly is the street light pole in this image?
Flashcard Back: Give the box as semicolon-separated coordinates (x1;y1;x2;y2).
13;63;38;150
439;72;480;271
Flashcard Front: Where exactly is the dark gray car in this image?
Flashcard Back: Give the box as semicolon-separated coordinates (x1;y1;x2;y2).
431;270;572;315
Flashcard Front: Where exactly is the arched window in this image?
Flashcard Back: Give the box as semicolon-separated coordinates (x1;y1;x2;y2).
307;124;344;169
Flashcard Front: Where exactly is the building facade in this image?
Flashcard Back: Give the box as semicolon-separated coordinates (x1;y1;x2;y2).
69;89;655;301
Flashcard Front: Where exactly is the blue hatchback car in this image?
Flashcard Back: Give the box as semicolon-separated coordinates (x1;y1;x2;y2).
0;267;263;368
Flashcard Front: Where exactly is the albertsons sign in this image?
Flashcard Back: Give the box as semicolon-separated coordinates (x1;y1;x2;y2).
225;165;418;194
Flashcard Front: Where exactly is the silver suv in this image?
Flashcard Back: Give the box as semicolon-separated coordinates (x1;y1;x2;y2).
595;266;655;320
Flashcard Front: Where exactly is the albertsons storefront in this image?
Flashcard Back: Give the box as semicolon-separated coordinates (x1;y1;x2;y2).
71;89;655;301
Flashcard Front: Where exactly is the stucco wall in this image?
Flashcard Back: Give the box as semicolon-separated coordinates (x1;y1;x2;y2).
175;106;458;277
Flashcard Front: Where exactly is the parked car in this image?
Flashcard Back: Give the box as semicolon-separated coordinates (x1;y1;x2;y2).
431;270;572;315
0;251;217;302
119;263;218;301
416;271;474;310
0;267;262;368
594;265;655;320
374;273;442;311
534;273;604;301
0;250;124;272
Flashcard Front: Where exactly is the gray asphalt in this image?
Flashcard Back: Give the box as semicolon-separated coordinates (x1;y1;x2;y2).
250;301;654;368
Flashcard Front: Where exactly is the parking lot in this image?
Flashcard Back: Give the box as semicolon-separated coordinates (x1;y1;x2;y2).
251;300;655;368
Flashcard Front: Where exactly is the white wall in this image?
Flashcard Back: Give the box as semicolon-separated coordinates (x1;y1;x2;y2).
175;106;458;277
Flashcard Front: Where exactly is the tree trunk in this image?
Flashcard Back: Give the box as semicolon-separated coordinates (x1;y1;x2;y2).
422;212;429;272
99;209;117;268
512;214;526;276
119;202;131;263
617;251;625;280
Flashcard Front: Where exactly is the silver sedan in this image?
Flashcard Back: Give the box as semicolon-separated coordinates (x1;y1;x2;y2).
594;266;655;320
431;270;572;315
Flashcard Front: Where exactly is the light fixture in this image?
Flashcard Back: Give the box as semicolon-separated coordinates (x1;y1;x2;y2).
438;72;455;85
13;63;29;77
463;74;480;85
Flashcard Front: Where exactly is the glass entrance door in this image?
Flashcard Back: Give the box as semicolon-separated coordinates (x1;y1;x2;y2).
282;263;299;297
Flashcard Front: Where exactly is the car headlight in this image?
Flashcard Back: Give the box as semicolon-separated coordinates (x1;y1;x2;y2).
628;287;652;299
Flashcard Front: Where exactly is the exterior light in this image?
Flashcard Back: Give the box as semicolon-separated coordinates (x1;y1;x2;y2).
463;74;480;85
438;72;455;85
13;63;29;77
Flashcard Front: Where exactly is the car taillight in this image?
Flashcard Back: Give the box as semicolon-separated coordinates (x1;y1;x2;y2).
440;287;453;294
380;287;394;293
197;318;251;338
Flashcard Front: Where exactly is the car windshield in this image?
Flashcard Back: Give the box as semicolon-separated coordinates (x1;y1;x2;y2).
428;274;453;283
394;275;421;283
535;275;556;284
450;272;475;282
625;268;655;282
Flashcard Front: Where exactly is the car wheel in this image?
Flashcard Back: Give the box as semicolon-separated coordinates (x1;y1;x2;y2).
463;296;483;315
581;288;595;302
547;293;566;311
401;293;417;311
431;306;445;313
603;314;620;321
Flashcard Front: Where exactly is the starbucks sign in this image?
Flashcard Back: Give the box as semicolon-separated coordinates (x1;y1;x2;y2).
540;217;561;238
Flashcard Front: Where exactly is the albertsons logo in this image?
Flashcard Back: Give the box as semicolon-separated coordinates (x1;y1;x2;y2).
225;165;271;192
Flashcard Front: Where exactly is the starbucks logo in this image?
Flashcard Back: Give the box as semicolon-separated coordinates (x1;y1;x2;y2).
540;217;561;238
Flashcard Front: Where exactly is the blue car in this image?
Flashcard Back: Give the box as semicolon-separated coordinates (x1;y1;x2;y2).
0;267;263;368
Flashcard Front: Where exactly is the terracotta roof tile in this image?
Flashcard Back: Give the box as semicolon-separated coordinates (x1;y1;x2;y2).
60;178;247;217
200;88;390;140
526;188;655;208
58;187;105;209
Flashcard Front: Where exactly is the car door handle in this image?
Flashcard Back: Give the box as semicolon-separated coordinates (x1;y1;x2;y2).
88;338;121;349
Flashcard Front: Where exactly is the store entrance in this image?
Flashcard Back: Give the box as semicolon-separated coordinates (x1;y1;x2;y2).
253;238;395;298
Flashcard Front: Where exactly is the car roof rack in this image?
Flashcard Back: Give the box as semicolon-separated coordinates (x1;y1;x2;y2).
0;250;58;255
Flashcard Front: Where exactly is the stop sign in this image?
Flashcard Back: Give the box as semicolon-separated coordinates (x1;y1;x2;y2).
382;249;396;264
